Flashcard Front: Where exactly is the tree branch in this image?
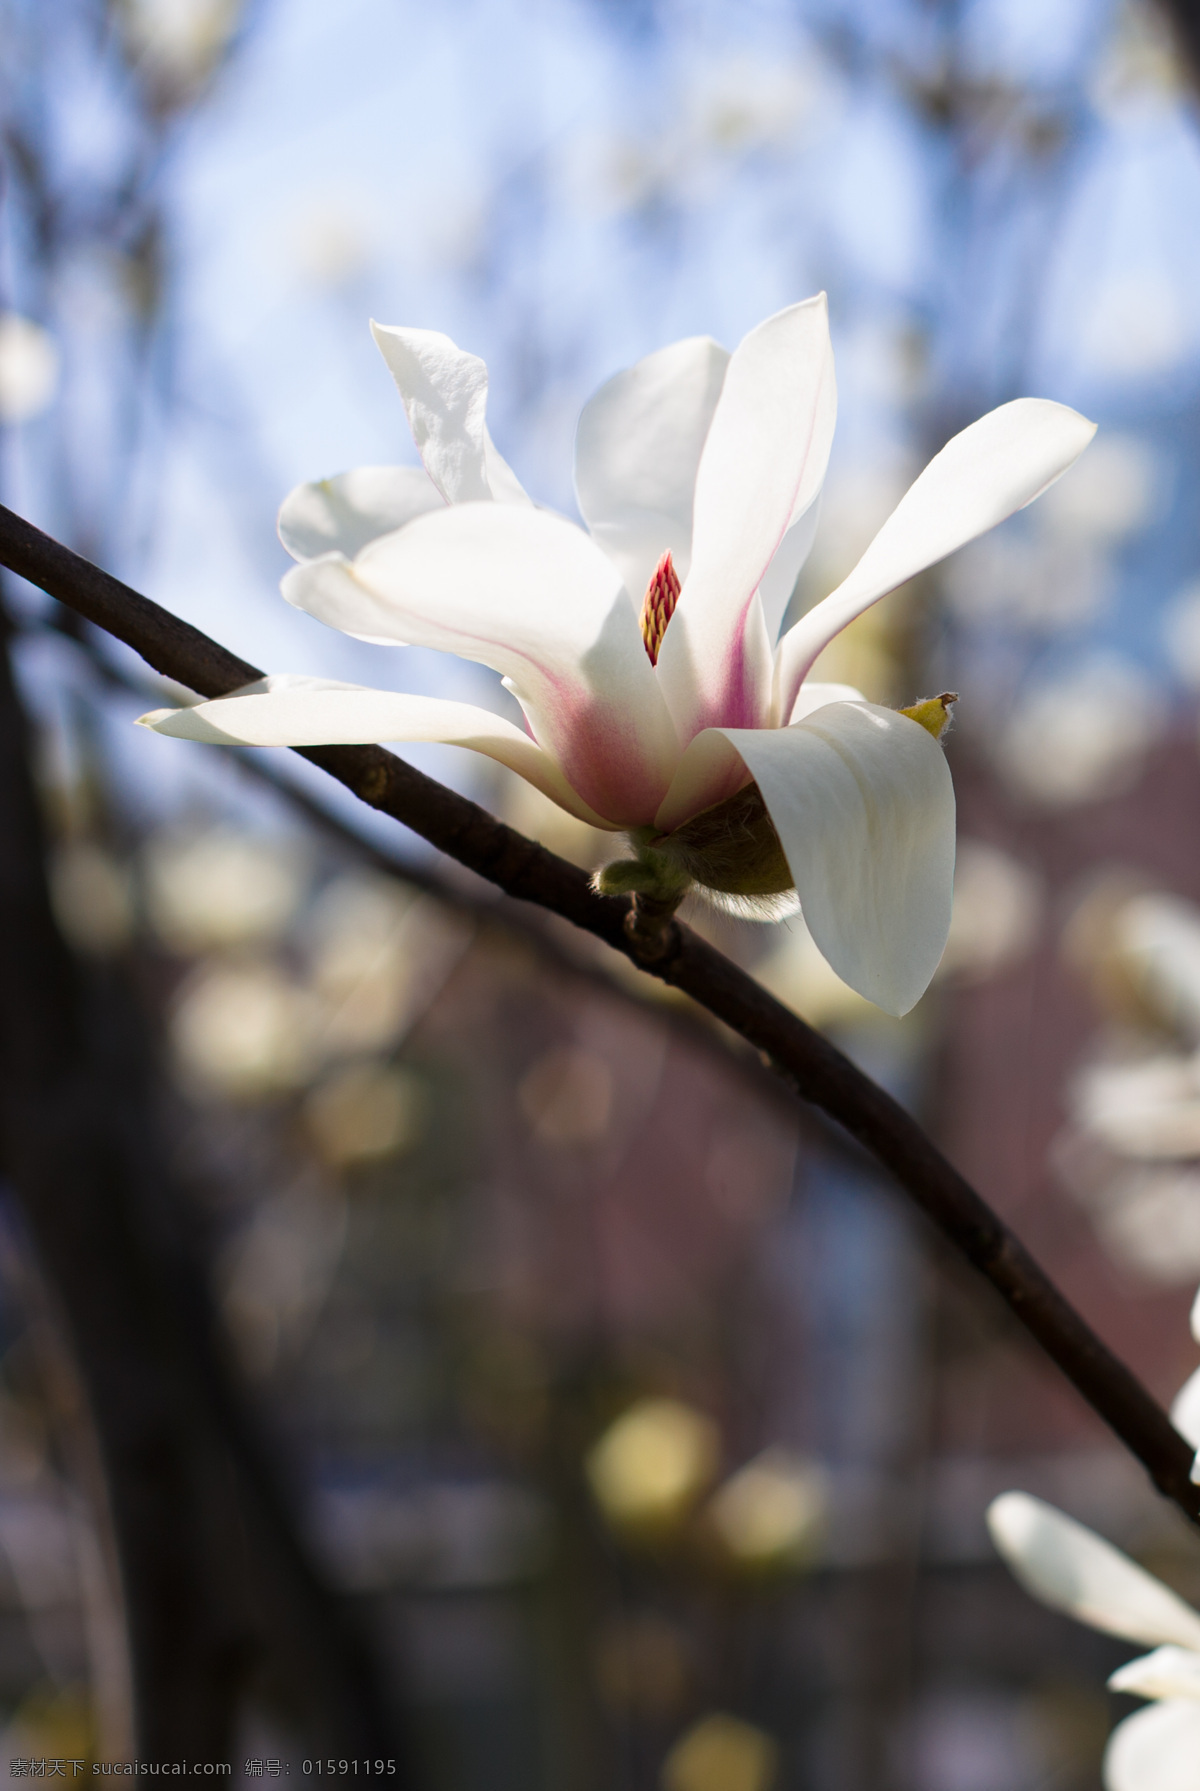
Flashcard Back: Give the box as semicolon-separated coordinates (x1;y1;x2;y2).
4;501;1197;1525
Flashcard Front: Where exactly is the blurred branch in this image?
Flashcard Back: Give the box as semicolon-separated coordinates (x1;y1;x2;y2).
1156;0;1200;92
0;571;407;1761
3;501;1199;1530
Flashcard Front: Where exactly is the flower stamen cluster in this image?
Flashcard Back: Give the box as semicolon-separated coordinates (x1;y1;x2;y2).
639;551;681;667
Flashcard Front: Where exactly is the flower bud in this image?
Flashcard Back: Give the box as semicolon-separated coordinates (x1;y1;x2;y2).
900;691;957;740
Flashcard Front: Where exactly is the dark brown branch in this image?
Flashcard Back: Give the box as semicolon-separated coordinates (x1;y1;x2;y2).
4;501;1198;1525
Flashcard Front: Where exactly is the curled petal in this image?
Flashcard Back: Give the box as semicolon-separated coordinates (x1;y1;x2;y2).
574;335;729;602
776;397;1097;717
988;1493;1200;1651
656;295;836;740
788;680;867;724
370;322;531;506
283;503;680;826
1109;1647;1200;1702
1105;1701;1200;1791
277;465;443;563
656;701;953;1016
652;682;865;829
137;675;610;826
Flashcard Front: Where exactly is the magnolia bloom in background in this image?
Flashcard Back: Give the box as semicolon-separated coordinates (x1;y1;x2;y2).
989;1490;1200;1791
140;297;1094;1013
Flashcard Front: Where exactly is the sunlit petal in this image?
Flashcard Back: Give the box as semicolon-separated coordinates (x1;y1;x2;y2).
1105;1701;1200;1791
788;680;867;723
656;702;953;1015
370;322;531;506
575;335;730;602
656;295;836;739
282;503;679;825
758;494;822;644
652;682;867;829
277;465;443;563
137;675;610;825
776;398;1096;716
988;1493;1200;1650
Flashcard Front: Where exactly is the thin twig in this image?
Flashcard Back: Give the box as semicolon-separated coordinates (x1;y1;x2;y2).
3;501;1198;1525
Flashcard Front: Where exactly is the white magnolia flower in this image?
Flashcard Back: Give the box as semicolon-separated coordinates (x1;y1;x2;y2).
989;1483;1200;1790
140;297;1094;1013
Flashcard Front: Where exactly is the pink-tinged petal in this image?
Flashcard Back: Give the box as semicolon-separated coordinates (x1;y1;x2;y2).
651;682;868;832
369;322;532;506
654;702;953;1014
574;335;730;602
655;295;836;740
282;503;680;826
988;1493;1200;1650
776;398;1097;717
653;729;750;835
137;675;611;826
1105;1702;1200;1791
277;465;443;564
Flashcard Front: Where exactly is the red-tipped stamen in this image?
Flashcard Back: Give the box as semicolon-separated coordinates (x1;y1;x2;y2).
639;552;681;667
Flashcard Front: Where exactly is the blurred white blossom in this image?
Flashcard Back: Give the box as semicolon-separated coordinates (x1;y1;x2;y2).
989;1286;1200;1788
0;315;59;424
997;656;1160;804
1055;892;1200;1282
169;958;320;1099
116;0;240;87
143;828;307;954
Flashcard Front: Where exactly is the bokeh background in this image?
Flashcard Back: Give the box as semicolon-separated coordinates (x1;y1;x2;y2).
5;0;1200;1786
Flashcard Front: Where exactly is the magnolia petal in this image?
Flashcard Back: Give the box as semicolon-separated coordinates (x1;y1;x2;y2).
574;335;730;601
277;465;443;563
652;683;868;839
988;1493;1200;1651
369;322;531;507
136;675;610;825
788;680;867;724
1109;1646;1200;1701
656;701;953;1015
1104;1701;1200;1791
776;397;1096;716
283;502;679;826
1172;1366;1200;1450
732;704;953;1014
656;295;836;739
758;494;822;644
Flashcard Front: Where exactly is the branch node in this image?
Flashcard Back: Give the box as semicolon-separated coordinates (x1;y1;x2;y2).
623;892;682;965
